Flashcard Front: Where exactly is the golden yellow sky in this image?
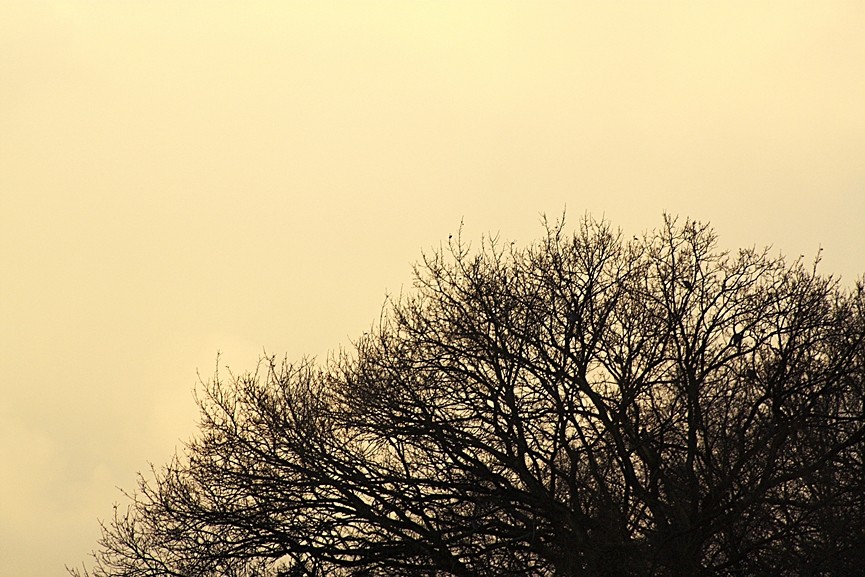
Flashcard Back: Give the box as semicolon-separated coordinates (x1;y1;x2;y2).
1;2;864;575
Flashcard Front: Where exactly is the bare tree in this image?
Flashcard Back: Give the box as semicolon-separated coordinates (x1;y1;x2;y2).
74;215;865;577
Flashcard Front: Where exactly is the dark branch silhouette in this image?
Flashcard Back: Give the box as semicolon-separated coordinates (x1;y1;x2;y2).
73;214;865;577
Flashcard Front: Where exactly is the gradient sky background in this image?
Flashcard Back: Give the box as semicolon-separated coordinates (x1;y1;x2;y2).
1;2;864;575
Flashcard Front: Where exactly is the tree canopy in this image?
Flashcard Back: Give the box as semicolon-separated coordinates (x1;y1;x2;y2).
76;215;865;577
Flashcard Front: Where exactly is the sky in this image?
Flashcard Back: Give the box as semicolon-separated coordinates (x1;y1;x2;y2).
1;2;864;575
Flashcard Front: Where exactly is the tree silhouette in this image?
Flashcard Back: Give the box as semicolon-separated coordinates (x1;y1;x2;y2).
75;215;865;577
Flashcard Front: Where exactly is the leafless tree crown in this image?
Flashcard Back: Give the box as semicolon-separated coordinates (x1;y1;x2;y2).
74;215;865;577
